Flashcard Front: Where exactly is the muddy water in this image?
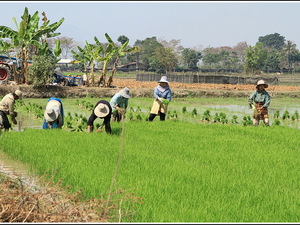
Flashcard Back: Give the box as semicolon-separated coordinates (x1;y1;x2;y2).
0;148;40;191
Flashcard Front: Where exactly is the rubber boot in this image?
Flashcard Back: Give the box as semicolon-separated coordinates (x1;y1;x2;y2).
160;113;166;121
147;114;156;122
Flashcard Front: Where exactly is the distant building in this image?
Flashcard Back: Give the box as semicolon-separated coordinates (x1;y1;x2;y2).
117;62;147;72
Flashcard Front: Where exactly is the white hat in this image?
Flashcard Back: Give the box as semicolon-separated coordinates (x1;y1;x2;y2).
44;100;60;122
94;103;110;117
256;79;268;88
14;90;22;99
118;87;131;98
158;76;169;83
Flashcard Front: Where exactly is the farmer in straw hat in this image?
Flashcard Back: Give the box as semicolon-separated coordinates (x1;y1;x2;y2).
87;100;112;134
42;97;64;129
0;89;22;131
248;79;271;126
147;76;172;121
110;87;130;122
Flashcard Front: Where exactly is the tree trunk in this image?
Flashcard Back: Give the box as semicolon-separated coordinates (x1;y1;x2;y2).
106;58;119;87
97;61;108;87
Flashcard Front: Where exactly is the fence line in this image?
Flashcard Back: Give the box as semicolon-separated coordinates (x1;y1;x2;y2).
136;74;279;85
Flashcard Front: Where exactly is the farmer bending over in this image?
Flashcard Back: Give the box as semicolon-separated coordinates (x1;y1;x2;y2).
0;90;22;131
42;97;64;129
110;87;130;122
248;79;271;126
147;76;172;121
87;100;112;134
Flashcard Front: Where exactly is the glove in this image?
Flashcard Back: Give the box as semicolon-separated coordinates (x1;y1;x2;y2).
157;97;163;102
13;112;18;117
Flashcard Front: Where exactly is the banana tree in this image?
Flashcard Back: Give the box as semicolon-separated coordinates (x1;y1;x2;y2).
0;7;64;84
71;46;92;86
95;35;116;87
105;33;139;87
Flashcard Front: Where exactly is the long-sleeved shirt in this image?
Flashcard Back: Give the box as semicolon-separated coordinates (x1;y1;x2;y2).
110;93;128;110
248;90;271;108
153;85;172;101
0;93;16;117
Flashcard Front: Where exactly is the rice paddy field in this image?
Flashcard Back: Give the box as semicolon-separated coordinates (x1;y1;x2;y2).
1;96;300;222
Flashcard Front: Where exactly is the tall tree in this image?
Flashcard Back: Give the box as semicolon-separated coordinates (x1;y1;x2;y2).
134;37;163;71
152;46;178;74
181;48;202;70
258;33;285;50
117;35;129;45
243;42;268;74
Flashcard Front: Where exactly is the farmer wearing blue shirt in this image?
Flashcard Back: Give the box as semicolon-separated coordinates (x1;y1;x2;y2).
147;76;172;121
42;97;64;129
248;79;271;126
110;87;130;122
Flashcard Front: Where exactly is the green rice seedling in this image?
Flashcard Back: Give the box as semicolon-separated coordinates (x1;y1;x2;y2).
136;114;143;121
192;108;197;117
292;110;299;121
220;112;228;124
128;112;134;120
202;109;210;121
95;123;101;129
2;123;300;222
273;119;281;126
282;110;290;120
130;106;134;112
182;106;187;114
231;115;238;124
136;106;142;112
273;110;280;119
168;110;178;121
242;115;252;126
213;113;220;123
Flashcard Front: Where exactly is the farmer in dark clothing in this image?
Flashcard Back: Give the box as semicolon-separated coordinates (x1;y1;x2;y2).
248;79;271;126
87;100;112;134
0;90;22;131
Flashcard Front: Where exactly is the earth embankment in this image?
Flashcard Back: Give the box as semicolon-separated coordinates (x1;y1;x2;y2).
1;78;300;98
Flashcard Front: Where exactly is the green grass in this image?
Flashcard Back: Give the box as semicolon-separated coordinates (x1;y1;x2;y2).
1;121;300;222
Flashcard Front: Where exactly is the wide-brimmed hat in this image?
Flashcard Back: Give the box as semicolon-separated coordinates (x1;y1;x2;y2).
118;87;131;98
14;90;22;99
256;79;268;88
158;76;169;83
44;100;60;122
94;103;110;117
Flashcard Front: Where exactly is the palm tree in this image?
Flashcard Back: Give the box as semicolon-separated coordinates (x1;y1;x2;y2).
0;7;64;84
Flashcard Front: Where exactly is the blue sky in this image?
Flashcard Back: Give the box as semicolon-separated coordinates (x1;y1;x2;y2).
2;1;300;50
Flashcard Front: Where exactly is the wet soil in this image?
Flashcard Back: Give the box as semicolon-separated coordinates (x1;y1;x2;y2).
1;78;300;99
